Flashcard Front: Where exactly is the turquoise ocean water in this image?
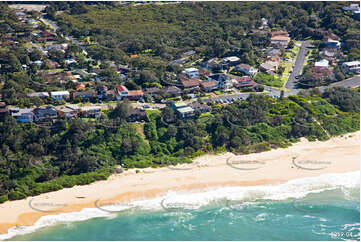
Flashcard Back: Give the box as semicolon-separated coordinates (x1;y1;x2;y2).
3;172;360;241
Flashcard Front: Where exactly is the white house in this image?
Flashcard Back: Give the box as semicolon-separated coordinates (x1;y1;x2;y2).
183;68;199;78
315;59;329;68
27;92;50;98
342;61;360;74
50;91;70;100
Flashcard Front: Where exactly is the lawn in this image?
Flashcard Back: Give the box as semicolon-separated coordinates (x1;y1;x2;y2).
198;112;213;123
254;72;283;88
145;109;161;118
280;62;293;86
44;69;64;73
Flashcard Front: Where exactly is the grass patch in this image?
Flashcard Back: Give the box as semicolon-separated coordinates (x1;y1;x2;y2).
145;109;161;116
44;69;64;73
254;72;283;88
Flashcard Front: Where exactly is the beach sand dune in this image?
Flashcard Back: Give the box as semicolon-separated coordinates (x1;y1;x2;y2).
0;132;359;235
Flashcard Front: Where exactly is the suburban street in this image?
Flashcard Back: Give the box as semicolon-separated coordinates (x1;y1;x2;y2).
41;16;88;55
285;41;311;90
319;75;360;91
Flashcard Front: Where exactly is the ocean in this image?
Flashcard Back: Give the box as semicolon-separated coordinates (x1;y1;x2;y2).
3;171;360;241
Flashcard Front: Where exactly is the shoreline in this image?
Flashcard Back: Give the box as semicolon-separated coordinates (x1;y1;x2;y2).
0;131;359;237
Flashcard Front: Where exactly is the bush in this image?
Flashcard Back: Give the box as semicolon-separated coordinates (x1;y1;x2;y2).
8;190;26;200
0;195;8;203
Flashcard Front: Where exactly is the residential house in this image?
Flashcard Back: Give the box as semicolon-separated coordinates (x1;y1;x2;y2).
177;106;195;119
200;81;218;92
11;108;34;123
260;61;279;73
178;73;190;82
320;47;341;64
312;66;334;79
181;78;201;91
171;102;195;119
76;83;86;91
72;90;96;100
198;68;211;77
115;85;129;101
342;61;360;74
343;3;359;11
47;43;68;52
97;86;115;100
270;36;290;48
33;106;57;122
80;106;102;118
325;39;341;48
223;56;241;66
57;105;79;118
65;58;77;66
50;91;70;100
208;74;233;90
264;48;282;57
201;58;220;69
270;30;289;38
189;102;211;113
162;86;182;97
171;102;188;110
265;55;281;63
128;90;144;101
145;87;161;96
183;67;199;78
37;31;57;42
233;64;258;76
181;50;196;59
62;71;77;81
126;108;149;122
324;34;341;48
0;102;9;120
27;92;49;99
315;59;329;68
234;76;257;88
170;58;187;65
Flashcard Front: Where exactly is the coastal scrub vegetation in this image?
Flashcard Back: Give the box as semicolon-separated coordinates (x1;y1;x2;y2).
0;87;359;203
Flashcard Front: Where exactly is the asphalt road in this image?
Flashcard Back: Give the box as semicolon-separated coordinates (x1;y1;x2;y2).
41;16;88;55
285;41;310;90
319;75;360;91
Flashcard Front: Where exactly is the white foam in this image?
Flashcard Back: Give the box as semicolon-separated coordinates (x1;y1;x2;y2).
0;171;359;240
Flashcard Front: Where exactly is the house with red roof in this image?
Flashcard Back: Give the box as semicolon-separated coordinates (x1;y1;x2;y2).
200;81;218;92
115;85;129;100
311;66;334;79
181;78;201;91
128;90;144;101
234;76;256;88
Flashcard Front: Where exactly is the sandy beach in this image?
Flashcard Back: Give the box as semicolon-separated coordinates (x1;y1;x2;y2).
0;132;359;236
